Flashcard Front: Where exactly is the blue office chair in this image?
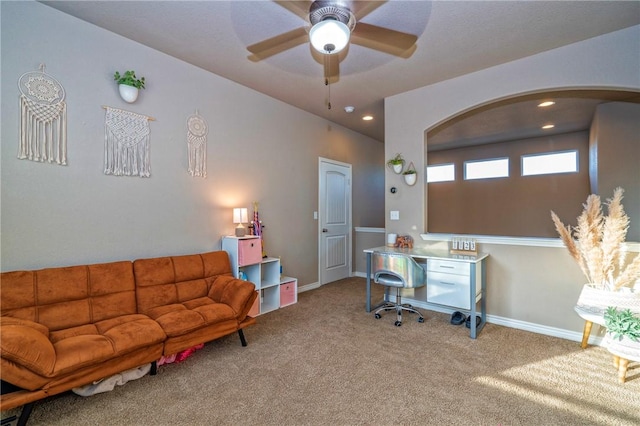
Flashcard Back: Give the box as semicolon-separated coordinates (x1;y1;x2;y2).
372;251;426;326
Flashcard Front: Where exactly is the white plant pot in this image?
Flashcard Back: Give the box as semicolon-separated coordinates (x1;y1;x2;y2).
403;173;417;186
118;84;139;103
392;163;403;174
575;283;640;324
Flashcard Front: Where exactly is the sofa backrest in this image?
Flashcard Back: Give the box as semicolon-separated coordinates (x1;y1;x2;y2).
0;261;136;331
133;251;233;314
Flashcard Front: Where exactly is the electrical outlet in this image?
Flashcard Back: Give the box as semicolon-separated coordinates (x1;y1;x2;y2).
390;210;400;220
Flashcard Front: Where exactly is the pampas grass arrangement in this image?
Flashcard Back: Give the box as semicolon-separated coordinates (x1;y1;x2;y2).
551;187;640;291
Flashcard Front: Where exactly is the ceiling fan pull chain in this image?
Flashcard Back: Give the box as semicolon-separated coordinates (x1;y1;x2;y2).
325;56;331;110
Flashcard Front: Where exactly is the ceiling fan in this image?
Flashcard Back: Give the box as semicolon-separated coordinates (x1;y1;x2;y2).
247;1;418;81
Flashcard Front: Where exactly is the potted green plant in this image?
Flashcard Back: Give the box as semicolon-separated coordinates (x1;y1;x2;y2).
605;307;640;342
113;70;145;103
386;153;404;174
402;162;417;185
551;187;640;348
603;306;640;383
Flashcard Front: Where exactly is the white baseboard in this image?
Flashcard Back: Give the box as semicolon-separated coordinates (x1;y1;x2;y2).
350;271;604;346
298;281;321;293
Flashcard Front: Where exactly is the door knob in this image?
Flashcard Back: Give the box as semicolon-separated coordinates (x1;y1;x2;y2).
322;228;328;233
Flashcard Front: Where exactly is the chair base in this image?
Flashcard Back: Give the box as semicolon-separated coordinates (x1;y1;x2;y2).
374;288;424;326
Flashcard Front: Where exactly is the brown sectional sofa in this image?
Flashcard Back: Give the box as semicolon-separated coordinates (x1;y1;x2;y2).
0;250;257;424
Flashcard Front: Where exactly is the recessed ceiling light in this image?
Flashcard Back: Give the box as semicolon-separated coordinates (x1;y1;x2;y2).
362;115;373;121
542;124;555;129
538;101;556;107
344;106;355;113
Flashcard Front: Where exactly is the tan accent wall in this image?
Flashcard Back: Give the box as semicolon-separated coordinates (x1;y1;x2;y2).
427;131;591;237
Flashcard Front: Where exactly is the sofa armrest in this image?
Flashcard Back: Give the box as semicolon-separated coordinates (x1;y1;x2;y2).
208;276;258;322
0;317;55;376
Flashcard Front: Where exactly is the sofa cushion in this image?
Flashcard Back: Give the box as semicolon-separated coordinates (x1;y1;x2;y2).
0;261;137;332
0;317;56;376
134;251;234;314
145;300;235;337
52;314;166;376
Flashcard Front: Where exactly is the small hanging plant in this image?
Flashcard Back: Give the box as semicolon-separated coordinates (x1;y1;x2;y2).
403;161;417;185
387;153;404;174
113;70;145;89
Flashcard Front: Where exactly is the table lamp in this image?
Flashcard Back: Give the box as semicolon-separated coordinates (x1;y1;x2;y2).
233;207;248;237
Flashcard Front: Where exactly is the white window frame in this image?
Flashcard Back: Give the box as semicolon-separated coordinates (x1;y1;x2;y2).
464;157;509;180
521;150;578;176
427;163;455;183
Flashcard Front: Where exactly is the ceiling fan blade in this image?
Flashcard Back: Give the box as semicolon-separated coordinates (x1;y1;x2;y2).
274;1;311;19
351;22;418;58
324;54;340;84
351;1;386;20
247;27;309;61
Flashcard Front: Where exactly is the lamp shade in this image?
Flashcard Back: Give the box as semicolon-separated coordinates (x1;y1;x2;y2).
309;19;350;54
233;208;248;224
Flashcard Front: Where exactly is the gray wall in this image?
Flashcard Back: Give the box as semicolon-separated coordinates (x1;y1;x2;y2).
0;1;385;285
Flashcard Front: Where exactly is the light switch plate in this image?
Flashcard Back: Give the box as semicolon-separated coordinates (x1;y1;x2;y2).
390;210;400;220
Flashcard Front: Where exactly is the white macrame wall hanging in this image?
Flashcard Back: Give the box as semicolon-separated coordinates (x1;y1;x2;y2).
186;111;208;178
103;106;154;177
18;64;67;165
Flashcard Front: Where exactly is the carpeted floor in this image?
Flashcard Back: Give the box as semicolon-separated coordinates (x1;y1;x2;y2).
4;277;639;425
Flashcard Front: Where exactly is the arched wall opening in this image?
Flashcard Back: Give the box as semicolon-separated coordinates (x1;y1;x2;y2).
422;88;640;239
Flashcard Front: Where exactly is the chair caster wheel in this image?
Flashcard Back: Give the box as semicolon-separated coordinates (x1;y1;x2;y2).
418;317;425;323
394;321;402;327
374;313;381;319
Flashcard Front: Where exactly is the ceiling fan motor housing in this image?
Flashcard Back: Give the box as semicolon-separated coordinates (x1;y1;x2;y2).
309;1;356;29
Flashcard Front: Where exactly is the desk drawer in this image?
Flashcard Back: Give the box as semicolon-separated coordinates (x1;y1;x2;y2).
427;271;474;309
427;259;470;275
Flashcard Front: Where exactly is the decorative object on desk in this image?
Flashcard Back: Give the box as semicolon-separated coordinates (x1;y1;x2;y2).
186;110;207;178
18;64;67;165
603;306;640;383
103;106;154;177
386;153;404;174
113;70;145;103
233;207;249;237
450;237;478;255
402;162;417;186
386;233;397;247
551;187;640;348
394;235;413;248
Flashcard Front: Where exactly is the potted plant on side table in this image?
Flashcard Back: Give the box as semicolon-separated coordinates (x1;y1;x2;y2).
603;307;640;383
551;187;640;348
114;70;145;103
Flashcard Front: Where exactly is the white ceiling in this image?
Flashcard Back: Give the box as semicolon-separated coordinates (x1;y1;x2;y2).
40;1;640;143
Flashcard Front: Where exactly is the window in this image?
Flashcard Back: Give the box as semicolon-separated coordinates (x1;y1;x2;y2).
427;163;455;183
464;158;509;180
522;150;578;176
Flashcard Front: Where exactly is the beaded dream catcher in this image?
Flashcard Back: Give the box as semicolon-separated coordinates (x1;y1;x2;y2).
103;106;153;177
186;111;208;178
18;64;67;165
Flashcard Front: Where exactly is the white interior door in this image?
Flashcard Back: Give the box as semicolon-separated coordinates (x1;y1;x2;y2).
319;158;352;285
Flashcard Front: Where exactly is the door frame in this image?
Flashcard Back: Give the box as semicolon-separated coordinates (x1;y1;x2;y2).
318;157;353;286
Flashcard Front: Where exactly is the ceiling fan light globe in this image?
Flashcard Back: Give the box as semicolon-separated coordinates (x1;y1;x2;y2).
309;19;350;54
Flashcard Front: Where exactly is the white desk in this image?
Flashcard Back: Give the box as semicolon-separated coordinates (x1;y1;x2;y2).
364;246;489;338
